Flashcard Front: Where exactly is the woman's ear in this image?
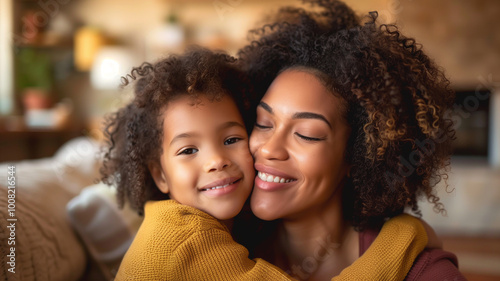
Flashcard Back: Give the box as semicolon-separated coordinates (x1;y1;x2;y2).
149;161;169;194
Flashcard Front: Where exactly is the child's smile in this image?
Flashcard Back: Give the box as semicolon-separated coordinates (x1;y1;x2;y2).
199;177;241;195
149;95;254;220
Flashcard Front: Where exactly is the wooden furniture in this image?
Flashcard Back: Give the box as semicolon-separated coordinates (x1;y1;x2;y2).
0;122;85;162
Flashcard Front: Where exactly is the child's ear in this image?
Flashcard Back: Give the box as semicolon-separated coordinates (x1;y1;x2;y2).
149;162;169;194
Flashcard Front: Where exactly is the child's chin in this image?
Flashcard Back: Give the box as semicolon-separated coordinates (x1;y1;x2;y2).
210;206;243;221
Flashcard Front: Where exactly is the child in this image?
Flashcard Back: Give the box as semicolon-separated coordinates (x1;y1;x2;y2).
101;47;432;280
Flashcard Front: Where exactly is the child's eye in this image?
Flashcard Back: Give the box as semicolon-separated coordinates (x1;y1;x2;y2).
295;133;325;142
224;137;242;145
178;148;199;155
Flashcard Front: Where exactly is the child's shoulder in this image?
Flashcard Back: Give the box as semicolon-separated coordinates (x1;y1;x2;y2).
144;199;227;233
119;200;232;274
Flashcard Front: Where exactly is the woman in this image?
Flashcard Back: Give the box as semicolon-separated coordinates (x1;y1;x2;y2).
238;0;466;280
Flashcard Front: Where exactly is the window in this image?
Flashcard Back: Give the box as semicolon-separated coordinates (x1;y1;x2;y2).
0;0;14;115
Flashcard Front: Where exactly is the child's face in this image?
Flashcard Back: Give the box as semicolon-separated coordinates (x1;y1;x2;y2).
150;95;255;220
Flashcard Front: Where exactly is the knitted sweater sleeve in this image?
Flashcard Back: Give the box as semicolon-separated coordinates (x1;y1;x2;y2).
116;202;427;281
168;227;294;281
115;200;295;281
333;214;428;281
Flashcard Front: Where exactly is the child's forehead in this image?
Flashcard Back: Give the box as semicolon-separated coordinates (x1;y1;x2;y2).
161;93;234;111
159;94;240;121
160;94;245;139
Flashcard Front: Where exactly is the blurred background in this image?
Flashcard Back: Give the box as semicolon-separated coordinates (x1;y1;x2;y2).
0;0;499;280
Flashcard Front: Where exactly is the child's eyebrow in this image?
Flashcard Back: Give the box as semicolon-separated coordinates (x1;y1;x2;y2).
170;121;245;145
217;121;245;131
170;133;196;145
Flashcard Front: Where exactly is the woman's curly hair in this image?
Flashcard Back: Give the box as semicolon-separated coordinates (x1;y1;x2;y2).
238;0;455;229
100;47;251;214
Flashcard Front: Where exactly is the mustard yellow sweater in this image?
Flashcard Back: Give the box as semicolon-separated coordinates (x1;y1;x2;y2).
115;200;426;281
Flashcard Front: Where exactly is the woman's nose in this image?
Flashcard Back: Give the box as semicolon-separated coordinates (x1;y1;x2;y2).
258;131;289;161
204;150;232;172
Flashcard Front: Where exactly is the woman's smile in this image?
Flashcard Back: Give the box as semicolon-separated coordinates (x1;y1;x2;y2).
254;163;298;191
257;172;294;183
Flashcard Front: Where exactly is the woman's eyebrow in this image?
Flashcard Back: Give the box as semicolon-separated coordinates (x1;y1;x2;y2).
259;101;331;128
292;112;332;128
258;101;273;114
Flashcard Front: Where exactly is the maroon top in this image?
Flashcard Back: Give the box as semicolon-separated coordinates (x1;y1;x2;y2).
359;228;468;281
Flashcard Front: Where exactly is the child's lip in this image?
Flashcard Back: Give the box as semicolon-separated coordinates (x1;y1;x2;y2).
199;177;241;191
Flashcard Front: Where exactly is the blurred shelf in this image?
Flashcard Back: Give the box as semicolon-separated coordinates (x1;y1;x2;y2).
14;43;73;50
0;119;86;162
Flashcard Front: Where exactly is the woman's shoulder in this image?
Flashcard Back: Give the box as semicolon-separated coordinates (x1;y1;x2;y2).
359;226;467;281
404;248;466;281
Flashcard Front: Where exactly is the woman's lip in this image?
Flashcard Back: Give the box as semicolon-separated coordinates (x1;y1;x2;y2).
254;175;294;191
199;177;240;191
254;164;296;180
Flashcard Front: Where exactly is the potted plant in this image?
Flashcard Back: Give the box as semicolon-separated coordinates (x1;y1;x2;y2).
16;47;54;110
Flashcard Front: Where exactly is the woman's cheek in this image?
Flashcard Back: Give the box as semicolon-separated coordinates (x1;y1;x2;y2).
294;143;341;186
294;145;325;171
249;131;261;156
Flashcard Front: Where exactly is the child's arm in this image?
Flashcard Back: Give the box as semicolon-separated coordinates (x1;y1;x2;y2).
115;200;295;281
168;227;296;280
332;214;428;281
169;213;428;281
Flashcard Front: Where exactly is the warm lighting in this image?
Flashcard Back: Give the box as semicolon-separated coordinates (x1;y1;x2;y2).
74;27;105;72
90;47;136;90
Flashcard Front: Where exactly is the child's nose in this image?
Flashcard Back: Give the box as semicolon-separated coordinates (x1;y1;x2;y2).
204;152;232;172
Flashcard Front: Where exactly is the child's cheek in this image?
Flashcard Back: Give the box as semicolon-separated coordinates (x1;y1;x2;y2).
243;148;255;167
239;146;255;176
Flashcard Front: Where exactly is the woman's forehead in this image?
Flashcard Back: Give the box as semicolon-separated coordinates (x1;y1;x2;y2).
263;69;344;120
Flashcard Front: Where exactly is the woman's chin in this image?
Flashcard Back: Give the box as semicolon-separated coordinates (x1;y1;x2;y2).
250;198;281;221
252;211;278;221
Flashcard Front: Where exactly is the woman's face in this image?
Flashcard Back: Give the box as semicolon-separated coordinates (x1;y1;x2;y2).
249;69;351;221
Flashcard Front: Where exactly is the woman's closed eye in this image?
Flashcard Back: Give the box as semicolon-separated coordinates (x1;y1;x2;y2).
295;132;326;142
255;122;272;129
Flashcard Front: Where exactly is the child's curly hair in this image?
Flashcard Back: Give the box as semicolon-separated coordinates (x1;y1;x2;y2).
100;47;251;214
238;0;455;229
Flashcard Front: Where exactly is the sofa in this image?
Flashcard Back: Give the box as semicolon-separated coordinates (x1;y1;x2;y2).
0;137;142;281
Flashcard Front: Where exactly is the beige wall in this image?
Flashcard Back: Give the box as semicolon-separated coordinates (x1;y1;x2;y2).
396;0;500;89
67;0;391;55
